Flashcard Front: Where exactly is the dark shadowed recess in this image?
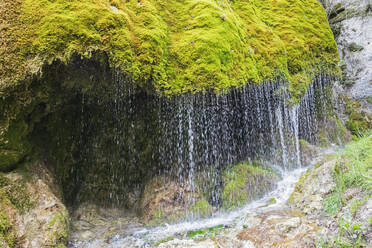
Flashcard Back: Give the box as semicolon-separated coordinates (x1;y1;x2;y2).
28;54;334;212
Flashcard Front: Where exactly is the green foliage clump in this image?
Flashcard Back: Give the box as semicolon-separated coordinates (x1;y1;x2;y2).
341;96;372;135
2;0;339;97
187;224;224;240
46;213;69;246
190;198;213;217
222;162;279;210
0;211;15;248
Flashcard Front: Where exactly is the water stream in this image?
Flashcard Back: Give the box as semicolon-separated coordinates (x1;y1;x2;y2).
69;162;317;247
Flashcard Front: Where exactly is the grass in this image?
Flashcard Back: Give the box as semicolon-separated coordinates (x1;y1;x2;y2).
318;131;371;247
1;0;339;98
323;130;372;217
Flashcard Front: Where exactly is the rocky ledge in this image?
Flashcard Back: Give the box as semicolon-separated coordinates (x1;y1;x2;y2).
0;161;69;248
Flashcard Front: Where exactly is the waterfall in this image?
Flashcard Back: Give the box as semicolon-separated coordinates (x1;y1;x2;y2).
68;75;332;208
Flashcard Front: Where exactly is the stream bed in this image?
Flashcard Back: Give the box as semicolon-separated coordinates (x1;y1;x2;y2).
68;158;324;248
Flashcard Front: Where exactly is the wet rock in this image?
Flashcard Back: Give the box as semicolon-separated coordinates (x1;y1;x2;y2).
69;203;142;245
221;163;280;210
140;176;212;225
237;209;322;248
289;160;336;214
0;161;68;248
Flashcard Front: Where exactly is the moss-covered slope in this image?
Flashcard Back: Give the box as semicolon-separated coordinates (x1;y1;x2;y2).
1;0;338;96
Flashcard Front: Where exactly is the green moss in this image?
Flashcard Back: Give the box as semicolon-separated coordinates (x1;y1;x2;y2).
341;95;372;135
222;162;279;210
1;0;339;97
0;211;15;248
46;213;69;246
288;168;312;203
190;198;213;217
187;224;224;240
154;236;175;247
0;173;32;212
348;42;364;52
0;150;23;172
268;197;277;204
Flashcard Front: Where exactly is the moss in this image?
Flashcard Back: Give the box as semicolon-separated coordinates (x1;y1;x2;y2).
0;173;32;212
341;95;372;135
0;211;15;248
0;150;24;172
288;168;312;203
268;197;277;204
190;198;213;217
348;43;364;52
154;236;175;247
1;0;338;97
46;212;69;246
222;162;279;210
187;224;224;240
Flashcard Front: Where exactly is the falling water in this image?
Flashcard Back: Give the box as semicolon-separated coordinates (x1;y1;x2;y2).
62;74;333;212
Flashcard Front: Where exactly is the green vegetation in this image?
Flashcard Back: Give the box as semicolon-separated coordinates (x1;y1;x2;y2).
154;236;175;247
0;211;15;248
318;215;365;248
323;131;372;217
347;43;364;52
222;162;279;210
0;173;32;212
1;0;339;97
190;198;213;217
288;168;312;203
268;197;277;204
0;0;340;172
46;213;69;247
319;131;372;247
187;224;224;241
341;95;372;135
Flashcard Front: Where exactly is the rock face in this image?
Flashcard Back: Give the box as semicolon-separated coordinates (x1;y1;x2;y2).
0;162;69;248
321;0;372;111
140;176;213;225
222;163;280;210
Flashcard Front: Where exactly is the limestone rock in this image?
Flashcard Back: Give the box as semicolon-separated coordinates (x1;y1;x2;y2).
140;176;213;225
0;161;69;248
321;0;372;111
289;160;336;214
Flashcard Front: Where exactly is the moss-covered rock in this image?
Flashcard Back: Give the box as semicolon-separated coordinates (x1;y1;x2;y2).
341;95;372;135
221;162;280;210
0;0;340;173
0;162;69;247
1;0;339;97
140;175;213;225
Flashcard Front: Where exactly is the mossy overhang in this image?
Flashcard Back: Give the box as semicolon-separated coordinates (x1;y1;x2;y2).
1;0;339;98
0;0;340;171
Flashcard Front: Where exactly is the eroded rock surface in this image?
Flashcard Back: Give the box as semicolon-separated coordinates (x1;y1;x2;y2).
0;161;69;248
321;0;372;111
